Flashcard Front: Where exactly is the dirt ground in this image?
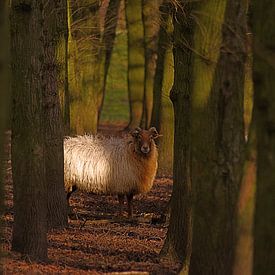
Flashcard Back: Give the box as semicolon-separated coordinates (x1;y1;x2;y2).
1;126;180;274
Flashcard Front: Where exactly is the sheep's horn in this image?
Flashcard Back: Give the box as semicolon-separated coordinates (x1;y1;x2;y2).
130;127;142;137
149;127;160;139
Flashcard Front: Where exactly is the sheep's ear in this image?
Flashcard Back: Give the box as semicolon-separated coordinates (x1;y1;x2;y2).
130;127;142;138
149;127;160;139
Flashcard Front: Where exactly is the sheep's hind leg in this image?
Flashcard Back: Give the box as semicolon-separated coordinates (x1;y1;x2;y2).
118;194;125;216
126;194;134;218
67;185;77;216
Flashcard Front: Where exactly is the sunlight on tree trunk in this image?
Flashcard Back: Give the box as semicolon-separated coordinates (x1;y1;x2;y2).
252;1;275;273
233;112;255;275
151;2;174;176
69;0;101;134
125;0;145;129
98;0;121;121
190;0;246;274
141;0;161;128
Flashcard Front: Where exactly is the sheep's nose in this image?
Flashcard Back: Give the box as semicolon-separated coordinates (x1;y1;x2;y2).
141;146;150;154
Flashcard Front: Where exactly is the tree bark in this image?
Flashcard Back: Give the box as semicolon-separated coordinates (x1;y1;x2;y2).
69;0;101;134
233;111;255;275
42;0;68;229
10;0;48;261
98;0;121;121
150;2;174;176
161;3;194;273
125;0;145;129
252;0;275;273
0;1;10;266
190;0;246;274
141;0;161;128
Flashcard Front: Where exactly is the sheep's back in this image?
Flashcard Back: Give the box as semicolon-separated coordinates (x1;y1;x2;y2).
64;135;145;195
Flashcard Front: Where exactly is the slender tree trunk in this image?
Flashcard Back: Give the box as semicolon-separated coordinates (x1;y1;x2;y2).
233;111;255;275
43;0;68;229
98;0;121;121
70;0;101;134
190;0;246;274
125;0;145;129
233;16;254;274
252;1;275;274
150;2;174;176
161;3;194;273
10;0;48;261
141;0;161;128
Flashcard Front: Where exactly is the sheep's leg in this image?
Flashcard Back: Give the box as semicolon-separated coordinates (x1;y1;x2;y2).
126;194;134;218
118;194;124;216
66;185;77;203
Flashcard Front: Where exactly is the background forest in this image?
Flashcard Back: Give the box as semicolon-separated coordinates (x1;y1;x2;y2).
0;0;275;274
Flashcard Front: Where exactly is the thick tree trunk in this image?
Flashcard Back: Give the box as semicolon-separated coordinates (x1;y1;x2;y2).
70;0;101;134
0;2;10;264
125;0;145;129
141;0;161;128
252;1;275;274
161;3;194;273
190;0;246;274
10;0;48;261
43;0;68;229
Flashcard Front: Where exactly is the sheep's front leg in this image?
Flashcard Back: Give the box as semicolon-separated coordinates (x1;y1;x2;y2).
126;194;134;218
118;194;124;216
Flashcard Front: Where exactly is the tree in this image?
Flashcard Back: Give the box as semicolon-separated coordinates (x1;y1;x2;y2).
43;0;68;229
150;1;174;176
141;0;161;128
190;0;246;273
10;0;48;261
69;0;101;134
125;0;145;129
161;0;246;273
251;1;275;273
11;0;69;260
161;3;194;273
0;0;10;266
98;0;121;120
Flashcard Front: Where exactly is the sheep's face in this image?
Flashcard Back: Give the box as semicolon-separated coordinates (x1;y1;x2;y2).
130;127;160;156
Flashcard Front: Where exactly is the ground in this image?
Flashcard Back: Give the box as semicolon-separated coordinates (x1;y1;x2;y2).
1;125;180;274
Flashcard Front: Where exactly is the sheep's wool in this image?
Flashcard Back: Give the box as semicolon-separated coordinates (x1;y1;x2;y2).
64;135;158;195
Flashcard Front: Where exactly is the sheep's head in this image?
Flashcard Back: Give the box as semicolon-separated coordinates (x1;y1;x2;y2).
130;127;160;156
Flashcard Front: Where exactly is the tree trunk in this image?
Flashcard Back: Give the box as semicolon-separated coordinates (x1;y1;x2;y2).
43;0;68;229
233;111;255;275
252;1;275;273
190;0;246;274
10;0;48;261
70;0;101;134
141;0;161;128
161;3;194;273
0;1;10;265
98;0;121;121
125;0;145;129
151;2;174;176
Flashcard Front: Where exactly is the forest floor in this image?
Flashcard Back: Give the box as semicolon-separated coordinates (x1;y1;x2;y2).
1;124;180;274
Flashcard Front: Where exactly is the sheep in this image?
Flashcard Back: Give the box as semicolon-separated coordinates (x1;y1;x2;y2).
64;127;160;217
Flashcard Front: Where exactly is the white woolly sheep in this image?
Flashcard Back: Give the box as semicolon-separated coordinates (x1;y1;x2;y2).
64;127;160;217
